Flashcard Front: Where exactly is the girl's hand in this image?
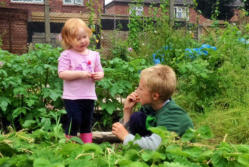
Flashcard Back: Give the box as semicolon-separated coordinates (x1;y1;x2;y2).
112;122;129;141
91;72;104;81
82;71;92;78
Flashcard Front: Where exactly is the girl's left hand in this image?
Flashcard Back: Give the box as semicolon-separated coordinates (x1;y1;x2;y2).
91;72;104;81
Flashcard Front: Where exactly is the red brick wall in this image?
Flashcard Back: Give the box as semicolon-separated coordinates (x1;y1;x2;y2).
105;4;129;15
0;7;28;54
1;0;104;19
105;3;152;16
189;8;240;26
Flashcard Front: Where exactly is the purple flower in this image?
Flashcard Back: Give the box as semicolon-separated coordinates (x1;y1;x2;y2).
128;47;133;52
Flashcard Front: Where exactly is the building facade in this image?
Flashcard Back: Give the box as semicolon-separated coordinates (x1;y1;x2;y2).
0;0;104;54
105;0;242;26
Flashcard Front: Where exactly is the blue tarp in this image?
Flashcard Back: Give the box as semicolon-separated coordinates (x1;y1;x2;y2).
238;38;249;45
185;44;216;59
152;44;217;64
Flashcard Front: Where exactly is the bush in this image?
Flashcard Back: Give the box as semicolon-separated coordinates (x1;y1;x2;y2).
0;44;64;131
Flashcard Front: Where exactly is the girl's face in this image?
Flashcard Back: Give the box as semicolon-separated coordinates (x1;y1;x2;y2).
71;27;90;53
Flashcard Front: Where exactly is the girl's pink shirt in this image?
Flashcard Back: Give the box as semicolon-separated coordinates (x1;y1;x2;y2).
58;49;103;100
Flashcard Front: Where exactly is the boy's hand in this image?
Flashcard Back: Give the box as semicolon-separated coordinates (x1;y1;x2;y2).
112;122;129;141
123;91;140;124
91;72;104;81
124;91;139;111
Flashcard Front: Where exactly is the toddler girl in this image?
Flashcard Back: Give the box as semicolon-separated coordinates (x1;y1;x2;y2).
58;18;104;143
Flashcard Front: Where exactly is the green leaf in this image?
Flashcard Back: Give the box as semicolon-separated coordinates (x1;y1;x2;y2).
12;107;27;119
238;154;249;166
101;103;116;115
33;158;50;167
82;143;103;154
0;97;10;112
69;159;95;167
22;120;36;128
0;142;18;157
70;137;84;144
141;150;166;162
124;149;139;161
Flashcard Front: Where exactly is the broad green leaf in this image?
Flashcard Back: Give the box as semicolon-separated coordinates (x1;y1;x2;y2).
70;137;84;145
238;154;249;166
69;159;95;167
141;150;166;162
12;107;27;119
124;149;139;161
22;120;36;128
82;143;103;154
0;97;10;112
0;142;18;157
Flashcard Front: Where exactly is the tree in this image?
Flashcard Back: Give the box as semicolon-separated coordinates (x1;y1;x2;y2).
243;0;249;14
195;0;237;20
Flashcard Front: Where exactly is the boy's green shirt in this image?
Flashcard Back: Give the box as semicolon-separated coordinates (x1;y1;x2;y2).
141;100;194;136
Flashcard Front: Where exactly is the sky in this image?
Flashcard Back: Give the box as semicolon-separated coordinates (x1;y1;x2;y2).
105;0;112;5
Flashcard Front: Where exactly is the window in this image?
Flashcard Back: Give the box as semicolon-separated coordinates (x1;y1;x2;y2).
129;5;143;16
63;0;84;6
11;0;43;3
174;6;189;20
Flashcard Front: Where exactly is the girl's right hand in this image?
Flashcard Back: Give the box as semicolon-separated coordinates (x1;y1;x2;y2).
81;71;92;78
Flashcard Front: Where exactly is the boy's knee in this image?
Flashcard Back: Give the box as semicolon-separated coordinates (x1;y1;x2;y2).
130;112;146;122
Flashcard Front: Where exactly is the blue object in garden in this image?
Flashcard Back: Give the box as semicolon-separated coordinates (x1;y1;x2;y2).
238;38;249;45
152;53;161;64
185;44;216;59
152;46;170;64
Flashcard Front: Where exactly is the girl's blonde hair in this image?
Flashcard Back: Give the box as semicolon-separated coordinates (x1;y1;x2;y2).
140;64;176;101
61;18;92;49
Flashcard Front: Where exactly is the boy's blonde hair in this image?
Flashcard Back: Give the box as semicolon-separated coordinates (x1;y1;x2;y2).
61;18;92;49
140;64;176;101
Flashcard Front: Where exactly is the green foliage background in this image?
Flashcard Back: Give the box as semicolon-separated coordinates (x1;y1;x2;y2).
0;0;249;165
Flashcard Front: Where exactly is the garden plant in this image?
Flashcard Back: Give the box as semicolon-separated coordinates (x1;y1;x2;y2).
0;0;249;166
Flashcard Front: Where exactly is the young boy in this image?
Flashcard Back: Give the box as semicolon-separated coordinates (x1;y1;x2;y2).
112;64;193;150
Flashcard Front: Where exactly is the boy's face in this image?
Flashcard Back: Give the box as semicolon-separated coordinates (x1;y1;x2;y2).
136;78;153;105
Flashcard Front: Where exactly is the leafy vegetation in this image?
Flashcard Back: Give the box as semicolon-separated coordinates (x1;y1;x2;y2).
0;126;249;167
0;0;249;165
0;44;64;131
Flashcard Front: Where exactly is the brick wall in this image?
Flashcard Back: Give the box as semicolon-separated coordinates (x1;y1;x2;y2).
0;7;28;54
105;3;153;16
1;0;104;20
189;8;240;26
106;4;129;15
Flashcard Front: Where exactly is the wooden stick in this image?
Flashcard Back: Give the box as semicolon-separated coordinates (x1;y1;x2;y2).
92;131;121;143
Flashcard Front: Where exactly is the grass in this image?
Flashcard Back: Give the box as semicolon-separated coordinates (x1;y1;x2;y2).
190;104;249;145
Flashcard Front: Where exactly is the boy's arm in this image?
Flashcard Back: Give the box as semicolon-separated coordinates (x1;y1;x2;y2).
112;122;161;150
124;133;162;150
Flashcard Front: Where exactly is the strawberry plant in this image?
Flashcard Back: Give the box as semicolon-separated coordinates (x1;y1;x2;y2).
0;126;249;167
